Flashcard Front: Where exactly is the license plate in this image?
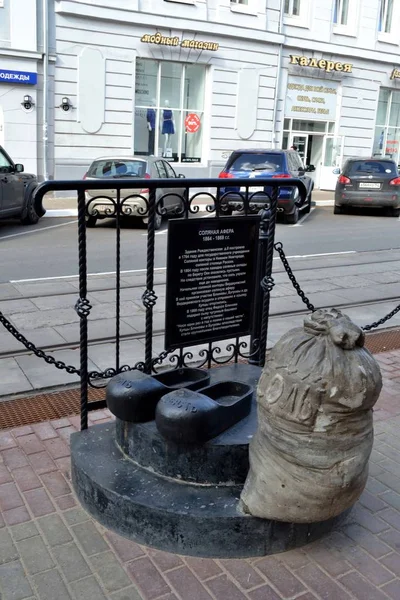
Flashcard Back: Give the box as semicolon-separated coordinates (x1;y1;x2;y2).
240;186;264;192
96;204;113;213
359;182;381;189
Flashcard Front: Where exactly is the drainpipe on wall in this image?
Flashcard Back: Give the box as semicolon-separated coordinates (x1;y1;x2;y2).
271;0;285;148
42;0;49;180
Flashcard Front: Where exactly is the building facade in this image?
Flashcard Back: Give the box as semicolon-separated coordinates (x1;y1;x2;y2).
31;1;400;189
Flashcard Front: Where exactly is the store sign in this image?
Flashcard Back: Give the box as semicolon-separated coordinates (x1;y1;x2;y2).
0;69;37;85
185;113;201;133
390;68;400;80
386;139;399;154
285;77;339;121
141;32;219;51
289;55;353;74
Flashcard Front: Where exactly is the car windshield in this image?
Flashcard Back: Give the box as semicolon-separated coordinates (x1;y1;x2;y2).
347;161;395;175
87;159;147;178
228;153;284;173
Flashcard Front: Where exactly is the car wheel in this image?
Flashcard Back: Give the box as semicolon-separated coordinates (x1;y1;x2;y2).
221;205;233;215
334;204;343;215
85;215;97;227
143;211;162;230
304;192;312;214
21;187;39;225
285;206;299;224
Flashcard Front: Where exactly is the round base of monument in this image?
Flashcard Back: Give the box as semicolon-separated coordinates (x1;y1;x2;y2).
71;421;352;558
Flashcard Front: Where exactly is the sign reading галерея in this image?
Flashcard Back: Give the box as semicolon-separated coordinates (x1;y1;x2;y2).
141;32;219;51
165;217;259;349
289;55;353;73
285;77;339;121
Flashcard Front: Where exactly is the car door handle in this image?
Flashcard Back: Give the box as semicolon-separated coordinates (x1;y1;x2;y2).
1;177;8;183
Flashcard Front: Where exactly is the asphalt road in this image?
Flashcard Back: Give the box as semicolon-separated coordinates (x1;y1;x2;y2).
0;206;399;283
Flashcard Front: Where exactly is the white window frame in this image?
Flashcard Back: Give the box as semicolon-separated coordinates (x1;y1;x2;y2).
283;0;311;29
332;0;358;37
230;0;258;16
164;0;195;5
378;0;399;45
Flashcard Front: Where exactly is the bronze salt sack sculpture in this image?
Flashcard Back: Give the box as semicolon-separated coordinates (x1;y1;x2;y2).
240;308;382;523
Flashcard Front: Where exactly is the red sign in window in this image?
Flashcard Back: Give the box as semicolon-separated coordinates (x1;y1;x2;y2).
185;113;201;133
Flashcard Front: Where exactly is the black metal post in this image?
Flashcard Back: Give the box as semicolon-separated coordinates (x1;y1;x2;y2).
143;189;156;374
258;187;279;367
115;191;121;373
77;189;89;430
249;206;271;366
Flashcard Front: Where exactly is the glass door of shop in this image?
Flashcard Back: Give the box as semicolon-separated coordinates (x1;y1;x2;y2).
320;136;344;191
290;135;308;164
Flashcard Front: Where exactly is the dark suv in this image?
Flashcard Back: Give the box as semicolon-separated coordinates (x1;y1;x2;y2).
218;149;314;224
0;146;39;224
334;158;400;216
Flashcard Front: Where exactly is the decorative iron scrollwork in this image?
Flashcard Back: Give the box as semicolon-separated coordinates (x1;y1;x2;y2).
74;297;92;317
142;289;158;309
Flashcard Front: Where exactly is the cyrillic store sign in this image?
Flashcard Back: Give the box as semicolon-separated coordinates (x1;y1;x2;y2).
0;69;37;85
289;55;353;73
141;32;218;51
285;77;339;121
390;68;400;80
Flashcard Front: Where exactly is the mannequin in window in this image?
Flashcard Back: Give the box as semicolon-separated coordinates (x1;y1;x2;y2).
146;99;156;156
162;99;175;156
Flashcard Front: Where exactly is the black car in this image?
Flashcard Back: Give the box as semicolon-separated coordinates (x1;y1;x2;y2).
334;158;400;216
0;146;39;224
218;149;315;224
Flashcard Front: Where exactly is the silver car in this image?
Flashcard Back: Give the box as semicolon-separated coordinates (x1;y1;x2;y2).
83;156;186;228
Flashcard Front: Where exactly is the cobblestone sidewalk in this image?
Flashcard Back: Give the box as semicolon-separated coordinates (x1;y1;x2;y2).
0;350;400;599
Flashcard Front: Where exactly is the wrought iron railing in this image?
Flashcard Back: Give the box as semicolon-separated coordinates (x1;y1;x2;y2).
32;177;307;429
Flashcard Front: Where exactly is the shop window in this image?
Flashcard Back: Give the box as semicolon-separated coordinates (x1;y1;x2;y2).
231;0;249;4
134;59;206;163
373;89;400;163
283;0;310;27
378;0;394;34
332;0;358;36
333;0;349;26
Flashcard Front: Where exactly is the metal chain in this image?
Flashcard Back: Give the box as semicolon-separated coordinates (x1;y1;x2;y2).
274;242;316;312
0;311;79;374
362;303;400;331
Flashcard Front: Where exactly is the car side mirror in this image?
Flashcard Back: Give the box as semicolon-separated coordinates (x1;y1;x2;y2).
15;163;24;173
178;173;185;178
306;164;316;172
332;167;340;175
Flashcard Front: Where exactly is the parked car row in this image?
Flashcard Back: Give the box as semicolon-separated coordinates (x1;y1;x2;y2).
0;146;39;225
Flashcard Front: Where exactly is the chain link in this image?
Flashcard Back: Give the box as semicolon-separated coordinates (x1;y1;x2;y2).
274;242;316;312
0;311;79;375
362;303;400;331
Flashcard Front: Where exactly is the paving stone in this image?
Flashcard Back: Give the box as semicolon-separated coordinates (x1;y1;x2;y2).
52;541;92;582
43;437;70;460
359;489;388;512
0;482;24;511
296;562;352;599
277;548;310;570
147;548;183;572
304;542;351;577
219;559;264;589
0;529;18;564
255;557;306;597
23;487;55;517
17;535;54;574
184;557;222;580
381;491;400;512
0;358;33;396
128;556;171;600
342;523;391;558
56;494;77;510
340;571;390;600
40;471;71;498
12;466;42;492
248;585;282;600
105;530;145;562
341;544;394;586
28;451;57;475
2;448;29;469
31;422;58;440
90;551;132;592
12;426;34;438
63;507;89;526
381;578;400;599
38;514;72;546
379;508;400;531
380;552;400;577
0;464;12;484
10;521;39;542
70;575;108;600
206;574;247;599
0;431;17;451
110;587;144;600
71;520;109;556
33;568;72;600
0;559;33;600
3;506;31;526
352;504;390;534
379;528;400;551
17;434;45;455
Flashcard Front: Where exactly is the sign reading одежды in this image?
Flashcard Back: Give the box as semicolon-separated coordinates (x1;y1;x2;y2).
141;32;219;51
165;217;260;349
285;77;339;121
0;69;37;85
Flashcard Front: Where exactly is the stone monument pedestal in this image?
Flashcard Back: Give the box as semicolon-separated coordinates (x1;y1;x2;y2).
71;364;351;558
